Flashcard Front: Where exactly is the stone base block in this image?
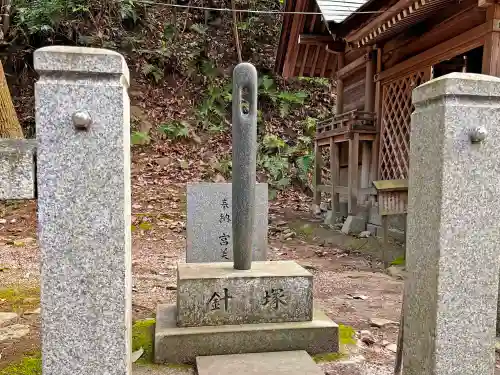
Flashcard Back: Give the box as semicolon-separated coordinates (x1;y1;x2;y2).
177;261;313;327
341;215;367;235
154;304;339;364
366;224;406;242
196;350;324;375
0;139;36;200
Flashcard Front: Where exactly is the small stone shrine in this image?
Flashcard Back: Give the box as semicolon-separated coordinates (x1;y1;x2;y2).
154;63;339;364
186;182;268;263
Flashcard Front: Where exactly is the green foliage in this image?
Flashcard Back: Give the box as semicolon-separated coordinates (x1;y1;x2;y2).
196;83;231;131
13;0;141;35
190;23;208;35
255;130;315;197
141;63;164;83
158;121;190;140
303;117;317;136
277;91;308;117
163;23;176;42
120;0;139;24
262;134;286;153
212;156;232;178
258;154;291;197
298;76;330;87
0;286;40;311
13;0;90;34
131;131;150;146
295;152;313;185
0;353;42;375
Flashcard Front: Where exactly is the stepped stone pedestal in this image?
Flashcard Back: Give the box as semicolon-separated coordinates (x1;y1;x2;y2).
154;260;339;364
177;261;312;326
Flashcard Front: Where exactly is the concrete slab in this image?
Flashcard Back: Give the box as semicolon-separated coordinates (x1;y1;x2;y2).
177;261;313;327
196;351;323;375
154;304;339;364
133;364;194;375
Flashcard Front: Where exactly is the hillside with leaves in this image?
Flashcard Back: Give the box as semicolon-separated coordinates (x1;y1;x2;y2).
4;0;336;200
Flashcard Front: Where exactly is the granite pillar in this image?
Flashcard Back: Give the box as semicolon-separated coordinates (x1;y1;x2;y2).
403;73;500;375
35;46;132;375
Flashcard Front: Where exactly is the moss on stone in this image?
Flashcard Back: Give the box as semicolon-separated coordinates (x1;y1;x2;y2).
0;353;41;375
390;256;405;266
132;318;156;364
338;324;357;346
0;286;40;311
312;324;356;363
312;352;346;363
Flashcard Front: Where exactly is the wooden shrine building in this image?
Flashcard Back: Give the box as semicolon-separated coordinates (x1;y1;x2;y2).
275;0;498;228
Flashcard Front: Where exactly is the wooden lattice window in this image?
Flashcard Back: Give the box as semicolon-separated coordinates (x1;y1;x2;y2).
379;69;430;180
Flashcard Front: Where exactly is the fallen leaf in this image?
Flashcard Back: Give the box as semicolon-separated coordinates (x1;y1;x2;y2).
370;318;398;328
386;344;397;353
179;160;189;169
131;347;144;363
347;294;368;300
139;222;153;231
8;240;26;247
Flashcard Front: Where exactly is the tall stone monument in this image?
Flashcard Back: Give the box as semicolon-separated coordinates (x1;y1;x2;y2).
35;46;132;375
403;73;500;375
155;63;339;364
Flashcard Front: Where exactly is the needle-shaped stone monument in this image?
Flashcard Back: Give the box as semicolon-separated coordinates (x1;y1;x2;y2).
154;63;339;364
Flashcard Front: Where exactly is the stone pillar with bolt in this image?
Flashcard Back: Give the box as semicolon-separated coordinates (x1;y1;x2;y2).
403;73;500;375
35;46;132;375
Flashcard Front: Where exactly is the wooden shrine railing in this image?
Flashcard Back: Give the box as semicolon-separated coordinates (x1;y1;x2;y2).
313;109;378;219
316;110;376;144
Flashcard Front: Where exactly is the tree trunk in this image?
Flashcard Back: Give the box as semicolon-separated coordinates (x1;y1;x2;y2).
0;60;23;138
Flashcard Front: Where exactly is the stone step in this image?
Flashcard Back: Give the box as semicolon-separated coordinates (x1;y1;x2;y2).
196;350;324;375
154;304;338;364
176;260;313;327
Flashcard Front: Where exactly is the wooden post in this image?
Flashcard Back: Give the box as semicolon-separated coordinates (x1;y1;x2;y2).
364;47;375;113
361;47;375;203
313;141;322;206
360;142;371;203
382;215;389;267
335;53;345;115
371;48;382;183
348;133;359;215
329;138;340;223
482;4;500;76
